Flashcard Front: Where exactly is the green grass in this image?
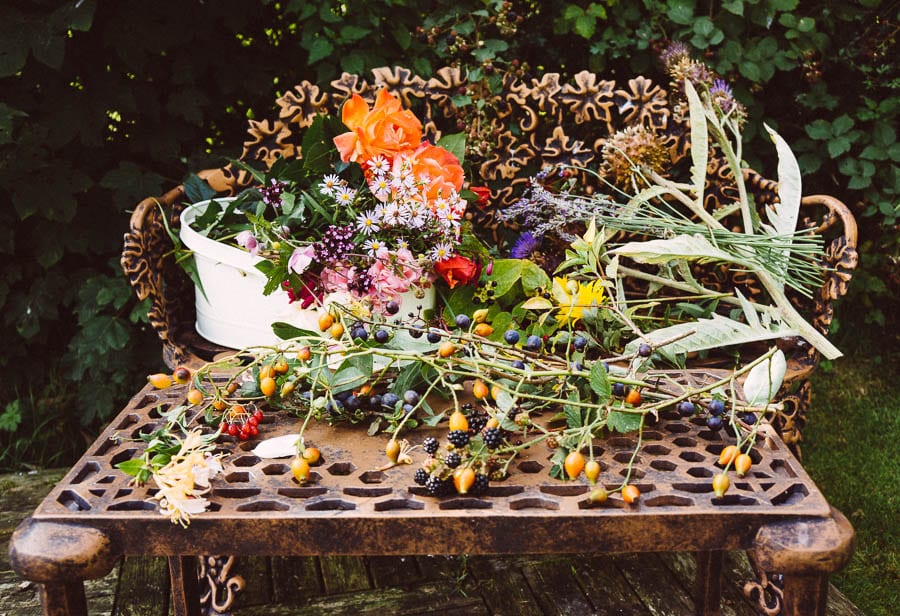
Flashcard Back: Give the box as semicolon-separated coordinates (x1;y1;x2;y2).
805;355;899;616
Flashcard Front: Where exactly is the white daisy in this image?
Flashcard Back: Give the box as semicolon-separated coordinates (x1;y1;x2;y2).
356;210;381;236
363;238;385;256
430;242;454;262
319;174;341;195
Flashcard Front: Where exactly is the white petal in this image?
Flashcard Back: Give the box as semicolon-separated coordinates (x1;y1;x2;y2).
252;434;302;458
743;350;787;407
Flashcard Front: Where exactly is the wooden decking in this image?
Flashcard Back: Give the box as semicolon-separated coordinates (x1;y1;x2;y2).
2;470;863;615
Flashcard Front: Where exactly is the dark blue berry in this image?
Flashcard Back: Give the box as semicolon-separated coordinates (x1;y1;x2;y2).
706;416;724;431
409;324;424;338
402;403;415;413
525;335;542;352
708;399;726;416
368;395;383;411
677;400;695;417
403;390;420;405
374;329;390;343
638;343;652;357
504;330;520;344
740;412;757;425
422;436;439;455
344;395;360;411
385;300;400;315
570;361;584;372
427;331;442;343
381;393;400;409
612;382;626;397
351;326;368;341
511;360;526;370
573;336;587;351
325;399;344;414
455;314;471;329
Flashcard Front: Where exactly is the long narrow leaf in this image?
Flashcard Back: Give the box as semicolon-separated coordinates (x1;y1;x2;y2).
684;80;708;208
762;123;802;284
610;234;744;266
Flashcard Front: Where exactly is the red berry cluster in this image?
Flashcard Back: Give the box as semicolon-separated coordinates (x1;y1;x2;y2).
219;405;264;441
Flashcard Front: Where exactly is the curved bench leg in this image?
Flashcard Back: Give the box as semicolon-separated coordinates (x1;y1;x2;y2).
694;550;723;616
750;507;855;616
38;581;88;616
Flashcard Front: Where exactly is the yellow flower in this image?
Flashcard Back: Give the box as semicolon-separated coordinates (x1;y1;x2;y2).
552;276;605;324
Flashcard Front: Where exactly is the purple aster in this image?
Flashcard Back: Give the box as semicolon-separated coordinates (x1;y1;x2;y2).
509;232;542;259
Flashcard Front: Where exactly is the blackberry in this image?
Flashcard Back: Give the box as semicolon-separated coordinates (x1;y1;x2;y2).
638;343;652;357
525;335;542;352
381;392;400;409
511;360;526;370
414;468;429;485
482;427;503;450
468;412;488;435
445;452;461;468
471;473;490;494
425;475;445;496
740;412;757;425
422;436;439;455
447;430;470;448
612;382;626;397
455;314;471;329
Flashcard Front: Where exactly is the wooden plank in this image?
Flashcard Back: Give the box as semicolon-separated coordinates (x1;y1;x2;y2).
572;554;650;615
271;556;322;603
415;555;468;582
367;555;422;588
229;556;272;609
319;555;371;594
234;580;487;615
520;556;595;616
658;551;758;616
466;556;543;616
113;556;169;616
614;553;695;616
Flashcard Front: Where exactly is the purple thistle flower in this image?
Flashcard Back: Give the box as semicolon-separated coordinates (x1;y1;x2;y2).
509;232;541;259
710;78;736;113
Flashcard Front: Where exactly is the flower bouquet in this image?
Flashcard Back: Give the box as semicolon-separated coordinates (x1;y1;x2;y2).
179;89;483;348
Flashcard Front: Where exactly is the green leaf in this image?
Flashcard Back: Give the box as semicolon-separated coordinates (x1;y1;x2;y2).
722;0;744;16
831;115;854;135
271;322;319;340
827;137;851;158
115;458;147;477
0;400;21;432
0;102;27;145
611;234;739;266
574;14;596;39
307;38;334;64
666;0;696;25
607;410;642;433
589;362;611;400
684;80;708;208
436;132;466;164
183;174;217;203
340;25;371;42
805;119;832;140
768;0;799;11
693;17;715;36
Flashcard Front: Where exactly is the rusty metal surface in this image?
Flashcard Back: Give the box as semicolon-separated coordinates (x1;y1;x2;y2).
29;376;831;558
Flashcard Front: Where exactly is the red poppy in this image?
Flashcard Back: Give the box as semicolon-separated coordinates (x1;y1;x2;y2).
434;255;481;289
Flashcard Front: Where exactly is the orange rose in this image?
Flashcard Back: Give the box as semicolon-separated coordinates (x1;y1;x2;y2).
406;143;465;202
434;255;481;289
333;89;423;163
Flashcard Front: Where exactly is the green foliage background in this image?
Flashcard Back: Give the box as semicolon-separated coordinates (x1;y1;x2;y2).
1;0;897;467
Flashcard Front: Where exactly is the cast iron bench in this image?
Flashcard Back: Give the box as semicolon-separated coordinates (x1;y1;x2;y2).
10;67;858;615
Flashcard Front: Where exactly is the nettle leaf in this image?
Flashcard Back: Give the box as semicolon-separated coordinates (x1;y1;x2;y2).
607;410;642;433
610;234;738;265
589;361;611;400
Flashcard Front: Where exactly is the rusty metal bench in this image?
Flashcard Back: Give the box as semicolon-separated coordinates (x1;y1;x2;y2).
10;67;858;615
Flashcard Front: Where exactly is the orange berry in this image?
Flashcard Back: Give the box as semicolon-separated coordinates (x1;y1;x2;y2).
330;322;345;338
564;451;586;480
584;459;601;484
296;346;311;361
172;366;191;384
718;445;739;466
290;456;310;483
438;341;456;357
212;399;227;412
622;484;641;504
273;359;289;374
280;381;296;397
713;473;730;497
186;389;204;406
385;439;401;463
318;313;334;331
490;384;502;400
734;453;752;477
302;447;321;464
258;365;275;380
472;379;489;400
232;404;247;416
260;376;277;397
453;467;476;494
588;487;608;503
226;382;239;394
474;323;494;337
147;373;173;389
472;308;489;323
624;388;642;405
485;417;500;430
449;410;469;432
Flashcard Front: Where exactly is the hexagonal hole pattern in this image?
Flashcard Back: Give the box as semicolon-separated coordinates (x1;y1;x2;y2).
232;455;260;467
263;463;290;476
643;444;670;456
326;462;357;476
517;460;544;473
688;467;714;478
358;470;384;484
649;460;676;472
225;471;251;483
679;451;705;463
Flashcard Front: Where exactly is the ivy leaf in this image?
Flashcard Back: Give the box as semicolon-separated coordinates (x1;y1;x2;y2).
0;400;21;432
183;174;217;204
307;38;334;64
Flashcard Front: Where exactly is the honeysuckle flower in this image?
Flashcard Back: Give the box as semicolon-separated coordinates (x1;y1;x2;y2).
149;429;222;527
288;245;316;275
552;276;606;324
235;230;259;255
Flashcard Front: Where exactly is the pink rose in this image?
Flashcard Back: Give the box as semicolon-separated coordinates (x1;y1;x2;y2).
368;248;423;304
